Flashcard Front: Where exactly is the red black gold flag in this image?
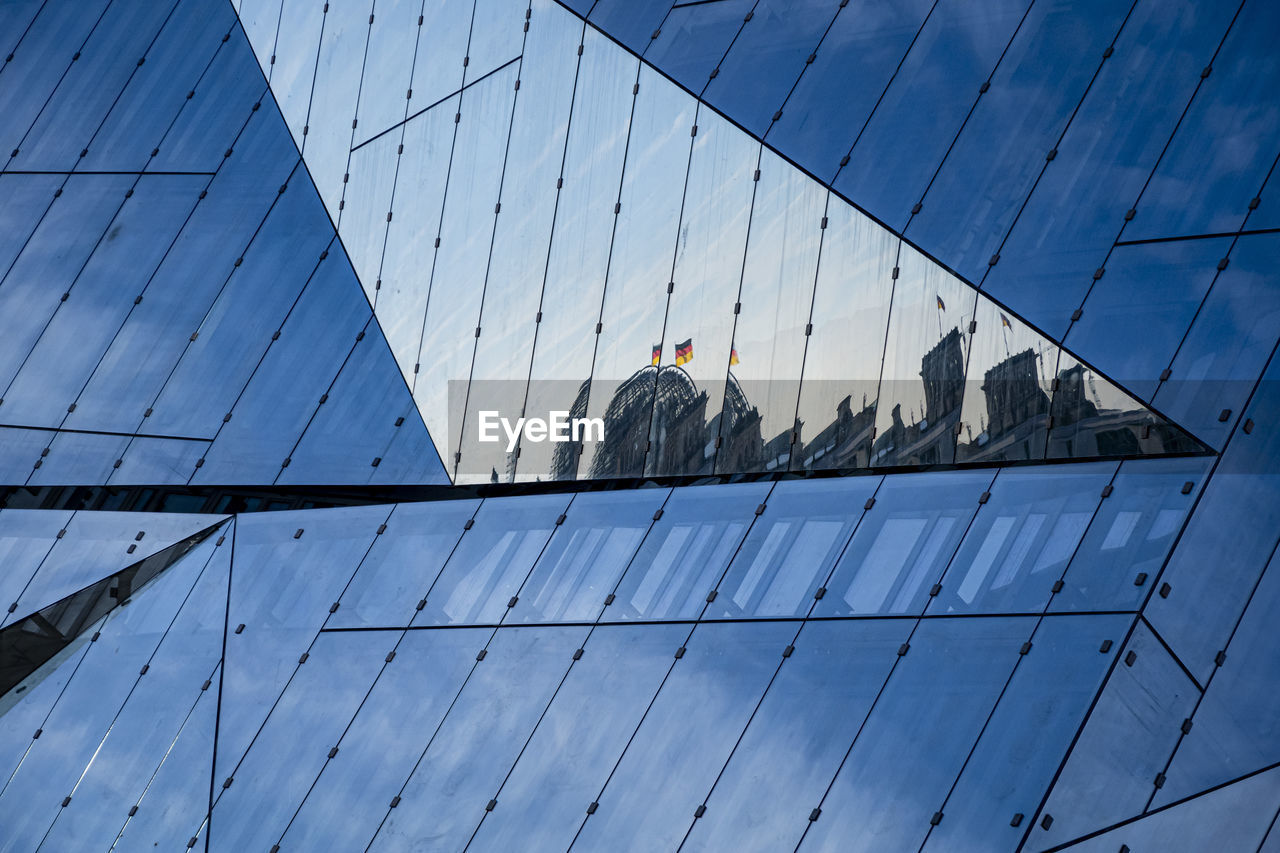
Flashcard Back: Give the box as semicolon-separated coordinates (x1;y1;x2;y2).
935;294;946;311
729;347;740;366
674;338;693;366
999;312;1012;329
651;344;661;366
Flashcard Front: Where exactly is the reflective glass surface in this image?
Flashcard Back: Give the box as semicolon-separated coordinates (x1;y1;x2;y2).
604;481;771;622
644;0;754;94
980;0;1239;337
708;476;877;619
704;0;841;138
465;621;687;852
646;109;757;477
796;616;1030;853
571;619;798;851
1146;353;1280;681
508;488;667;624
1152;233;1280;448
0;509;74;622
906;0;1129;283
1158;547;1280;804
274;627;485;853
1052;457;1210;613
815;469;991;617
921;613;1129;852
369;625;582;852
766;0;934;180
1026;621;1200;850
414;493;571;627
871;243;973;467
681;618;911;852
1064;237;1228;402
587;0;672;56
791;199;896;472
931;463;1114;614
716;147;825;475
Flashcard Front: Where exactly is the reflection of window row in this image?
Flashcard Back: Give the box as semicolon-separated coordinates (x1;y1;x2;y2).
331;460;1206;631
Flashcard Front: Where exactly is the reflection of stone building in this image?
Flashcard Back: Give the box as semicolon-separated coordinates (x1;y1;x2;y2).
922;328;965;425
983;348;1050;439
794;394;877;471
872;328;966;466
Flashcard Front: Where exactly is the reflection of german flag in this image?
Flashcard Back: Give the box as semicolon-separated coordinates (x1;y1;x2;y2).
936;294;946;311
729;347;740;366
674;338;693;366
999;312;1012;329
651;344;661;366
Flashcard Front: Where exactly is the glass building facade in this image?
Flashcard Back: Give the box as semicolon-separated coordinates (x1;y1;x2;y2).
0;0;1277;850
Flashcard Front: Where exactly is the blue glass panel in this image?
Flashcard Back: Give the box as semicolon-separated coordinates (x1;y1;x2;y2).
0;1;42;62
814;469;991;617
508;488;668;623
921;613;1129;852
0;509;75;624
273;627;486;853
368;625;583;852
32;431;210;487
414;493;570;626
0;428;48;483
792;199;895;472
980;0;1239;337
465;622;688;852
205;630;389;853
587;0;672;56
931;463;1114;614
766;0;934;181
518;31;637;481
703;0;840;137
349;0;420;146
36;539;229;850
262;0;325;146
0;175;208;428
954;298;1055;463
414;64;519;475
0;536;214;851
2;0;152;169
67;121;298;436
1146;342;1280;682
604;481;770;622
329;499;480;629
834;0;1029;232
2;510;220;628
371;407;448;487
681;619;911;853
647;109;757;477
0;175;134;392
1064;237;1228;402
709;477;877;619
193;259;370;484
466;0;525;85
907;0;1129;283
0;624;102;801
403;0;473;118
1052;457;1210;613
1158;547;1280;804
715;148;825;475
571;620;799;851
148;31;266;173
645;0;753;95
1125;0;1280;240
1057;767;1280;853
0;176;63;279
794;616;1031;853
1026;621;1200;850
235;0;284;74
278;319;444;486
457;0;580;483
215;505;389;776
871;243;974;467
107;671;218;851
1152;233;1280;448
577;67;696;482
79;0;236;172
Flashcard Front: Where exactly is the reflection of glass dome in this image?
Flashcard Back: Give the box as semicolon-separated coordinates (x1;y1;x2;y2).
586;365;708;479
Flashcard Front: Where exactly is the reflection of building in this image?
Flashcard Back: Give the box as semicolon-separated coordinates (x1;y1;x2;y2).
871;328;966;466
983;348;1050;439
921;327;966;425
